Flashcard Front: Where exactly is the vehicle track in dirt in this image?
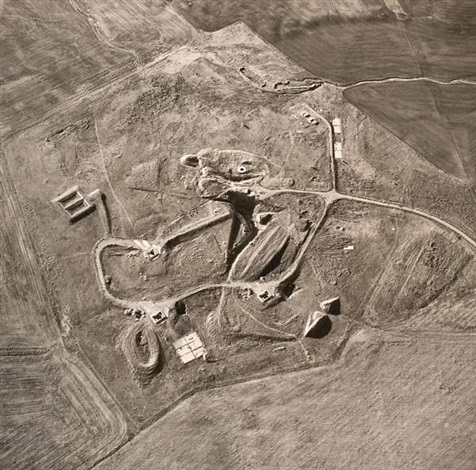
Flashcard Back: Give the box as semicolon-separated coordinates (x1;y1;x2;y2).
68;0;143;67
3;38;194;141
274;107;476;252
0;154;59;344
94;169;476;317
324;76;476;90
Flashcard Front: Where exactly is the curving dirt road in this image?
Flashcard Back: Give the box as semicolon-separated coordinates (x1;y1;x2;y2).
94;187;476;318
93;107;476;316
329;76;476;90
338;193;476;250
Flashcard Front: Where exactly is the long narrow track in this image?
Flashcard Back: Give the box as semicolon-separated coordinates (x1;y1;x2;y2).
94;185;476;314
93;97;476;316
275;107;476;252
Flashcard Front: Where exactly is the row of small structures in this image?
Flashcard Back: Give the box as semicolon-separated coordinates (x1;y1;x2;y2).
121;289;339;374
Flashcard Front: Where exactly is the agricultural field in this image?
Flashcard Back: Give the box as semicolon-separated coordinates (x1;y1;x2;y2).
306;83;476;240
96;331;476;470
344;82;476;184
2;1;476;469
0;161;55;347
0;159;126;469
0;352;126;470
0;0;193;136
398;0;476;23
172;0;476;84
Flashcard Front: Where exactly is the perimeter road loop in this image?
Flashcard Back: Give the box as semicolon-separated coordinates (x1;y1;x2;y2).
93;237;228;311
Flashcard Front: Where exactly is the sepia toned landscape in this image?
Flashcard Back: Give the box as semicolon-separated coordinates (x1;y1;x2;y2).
1;1;475;469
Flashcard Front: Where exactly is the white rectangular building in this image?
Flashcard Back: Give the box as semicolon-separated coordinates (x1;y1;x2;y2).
173;332;205;364
332;117;343;159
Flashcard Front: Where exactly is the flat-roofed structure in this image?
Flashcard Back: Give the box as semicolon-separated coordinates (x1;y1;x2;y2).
151;310;167;325
173;332;205;364
332;117;343;159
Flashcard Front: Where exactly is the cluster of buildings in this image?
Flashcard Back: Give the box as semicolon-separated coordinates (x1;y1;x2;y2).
332;118;343;159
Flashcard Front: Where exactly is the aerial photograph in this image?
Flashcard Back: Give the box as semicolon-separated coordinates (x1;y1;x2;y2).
1;1;475;469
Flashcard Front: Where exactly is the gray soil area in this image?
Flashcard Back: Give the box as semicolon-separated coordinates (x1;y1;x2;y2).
97;331;476;470
1;1;475;469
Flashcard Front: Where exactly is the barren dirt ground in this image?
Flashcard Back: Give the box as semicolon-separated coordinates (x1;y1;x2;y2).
1;1;476;469
97;331;476;470
0;159;126;470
